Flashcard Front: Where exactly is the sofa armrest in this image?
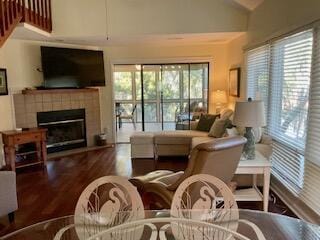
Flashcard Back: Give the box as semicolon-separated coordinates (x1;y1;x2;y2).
0;171;18;217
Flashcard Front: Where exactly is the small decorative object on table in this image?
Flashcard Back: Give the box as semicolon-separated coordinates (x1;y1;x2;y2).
0;68;8;95
233;98;266;160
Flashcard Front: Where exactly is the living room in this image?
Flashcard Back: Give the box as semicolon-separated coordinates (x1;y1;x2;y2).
0;0;319;239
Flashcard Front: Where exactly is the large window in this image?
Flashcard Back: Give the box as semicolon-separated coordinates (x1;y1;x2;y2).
246;30;314;195
246;45;270;114
246;28;320;217
114;63;209;125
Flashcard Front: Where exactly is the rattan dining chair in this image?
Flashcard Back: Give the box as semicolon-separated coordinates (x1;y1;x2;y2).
54;176;150;240
168;174;266;240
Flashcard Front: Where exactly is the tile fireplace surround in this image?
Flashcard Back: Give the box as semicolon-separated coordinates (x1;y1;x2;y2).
13;89;101;147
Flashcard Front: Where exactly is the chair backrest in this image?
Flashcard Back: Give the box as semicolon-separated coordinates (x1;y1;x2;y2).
168;136;246;191
74;176;144;240
131;104;137;115
170;174;239;240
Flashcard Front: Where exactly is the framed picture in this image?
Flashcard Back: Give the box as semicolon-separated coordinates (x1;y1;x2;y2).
0;68;8;95
229;68;240;97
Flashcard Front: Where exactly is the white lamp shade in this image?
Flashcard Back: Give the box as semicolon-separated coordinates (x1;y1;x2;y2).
233;100;266;127
212;90;228;104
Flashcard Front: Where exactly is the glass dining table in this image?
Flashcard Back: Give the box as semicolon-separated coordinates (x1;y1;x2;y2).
1;209;319;240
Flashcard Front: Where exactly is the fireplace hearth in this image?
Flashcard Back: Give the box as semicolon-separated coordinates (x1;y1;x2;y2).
37;109;87;153
13;89;101;151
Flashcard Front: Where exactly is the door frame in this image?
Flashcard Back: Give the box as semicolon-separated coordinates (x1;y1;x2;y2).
110;57;214;143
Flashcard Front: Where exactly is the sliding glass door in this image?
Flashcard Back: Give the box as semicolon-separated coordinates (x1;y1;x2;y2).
113;63;209;142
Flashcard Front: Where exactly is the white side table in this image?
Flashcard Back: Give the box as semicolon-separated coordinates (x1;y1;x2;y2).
234;151;272;212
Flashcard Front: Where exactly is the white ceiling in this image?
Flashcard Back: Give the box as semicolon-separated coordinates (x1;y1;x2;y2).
50;32;246;46
10;0;259;47
11;25;245;47
228;0;264;11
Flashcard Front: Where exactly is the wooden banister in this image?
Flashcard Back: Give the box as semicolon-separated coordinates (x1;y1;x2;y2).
0;0;52;47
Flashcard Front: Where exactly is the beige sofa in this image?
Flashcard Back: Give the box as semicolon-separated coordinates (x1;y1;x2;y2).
130;109;273;187
130;109;272;162
131;109;230;159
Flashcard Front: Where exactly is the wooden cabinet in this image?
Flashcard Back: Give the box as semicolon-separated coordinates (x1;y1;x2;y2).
1;128;47;171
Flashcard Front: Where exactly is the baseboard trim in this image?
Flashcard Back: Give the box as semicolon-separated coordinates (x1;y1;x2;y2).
271;176;320;224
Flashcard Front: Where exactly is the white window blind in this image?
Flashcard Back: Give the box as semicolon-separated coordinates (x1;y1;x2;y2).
269;30;313;195
246;28;320;217
246;45;270;112
301;27;320;214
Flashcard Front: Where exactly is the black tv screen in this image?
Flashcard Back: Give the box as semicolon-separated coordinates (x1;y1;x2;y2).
41;46;106;88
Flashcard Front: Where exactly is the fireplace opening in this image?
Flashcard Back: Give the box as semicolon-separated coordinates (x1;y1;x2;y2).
37;109;87;153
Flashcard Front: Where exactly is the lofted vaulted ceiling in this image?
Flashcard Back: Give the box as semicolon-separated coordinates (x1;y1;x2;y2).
10;0;261;46
228;0;264;11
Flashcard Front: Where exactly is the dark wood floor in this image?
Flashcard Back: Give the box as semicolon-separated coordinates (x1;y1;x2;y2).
0;144;297;236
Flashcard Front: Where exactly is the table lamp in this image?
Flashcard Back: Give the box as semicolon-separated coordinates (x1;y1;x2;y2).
212;90;228;114
233;98;266;160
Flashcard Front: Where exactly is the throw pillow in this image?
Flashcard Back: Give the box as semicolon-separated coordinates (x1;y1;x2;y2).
192;112;202;121
196;114;218;132
208;119;232;138
220;109;234;120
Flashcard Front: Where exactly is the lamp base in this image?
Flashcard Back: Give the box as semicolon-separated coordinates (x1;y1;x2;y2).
243;127;256;160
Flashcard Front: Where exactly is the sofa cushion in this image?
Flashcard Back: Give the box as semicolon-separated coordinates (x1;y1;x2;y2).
130;132;154;144
154;130;208;145
130;170;174;191
208;119;232;138
155;134;191;145
196;114;218;132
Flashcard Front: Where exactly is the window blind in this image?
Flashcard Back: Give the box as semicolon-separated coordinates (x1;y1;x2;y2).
301;27;320;214
269;30;313;195
305;28;320;167
246;45;270;112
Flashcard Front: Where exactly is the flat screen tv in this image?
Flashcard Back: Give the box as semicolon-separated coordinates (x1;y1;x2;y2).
41;46;106;88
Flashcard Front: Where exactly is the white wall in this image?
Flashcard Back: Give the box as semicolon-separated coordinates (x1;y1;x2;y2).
222;0;320;109
0;40;99;131
107;0;248;36
101;43;230;141
51;0;247;38
0;40;44;134
0;40;100;165
0;39;230;146
52;0;107;37
247;0;320;46
226;33;248;109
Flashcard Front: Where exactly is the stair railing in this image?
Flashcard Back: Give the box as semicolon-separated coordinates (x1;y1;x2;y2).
0;0;51;46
